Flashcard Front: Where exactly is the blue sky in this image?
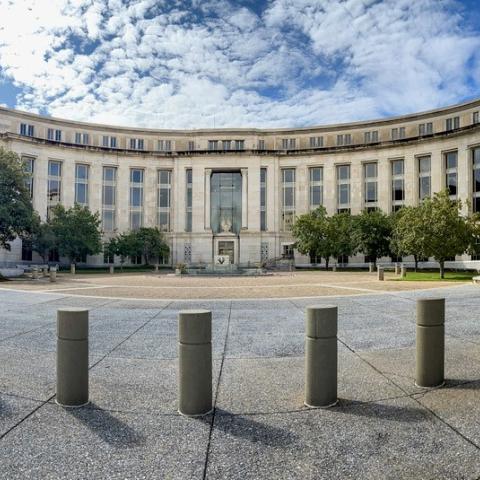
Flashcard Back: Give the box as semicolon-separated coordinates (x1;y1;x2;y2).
0;0;479;128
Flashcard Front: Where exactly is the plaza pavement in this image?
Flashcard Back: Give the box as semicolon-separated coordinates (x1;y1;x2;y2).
1;283;480;479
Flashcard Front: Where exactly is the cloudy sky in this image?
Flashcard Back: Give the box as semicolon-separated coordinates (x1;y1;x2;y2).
0;0;479;129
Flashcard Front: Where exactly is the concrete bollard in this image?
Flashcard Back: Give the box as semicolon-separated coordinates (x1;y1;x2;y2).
49;267;57;283
109;265;114;274
369;262;374;273
56;308;89;407
377;267;384;281
401;265;407;278
43;266;48;277
31;266;39;280
305;306;338;408
70;263;76;275
332;264;337;272
178;310;212;416
416;298;445;388
155;264;159;273
394;263;400;275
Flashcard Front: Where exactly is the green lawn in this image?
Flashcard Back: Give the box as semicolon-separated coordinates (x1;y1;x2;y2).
394;270;477;281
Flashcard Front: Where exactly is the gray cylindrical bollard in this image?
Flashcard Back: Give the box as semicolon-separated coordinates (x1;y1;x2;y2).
305;306;338;408
155;264;159;272
49;267;57;282
31;266;39;280
332;264;337;272
178;310;212;416
416;298;445;388
401;264;407;278
395;263;400;275
70;263;76;275
377;267;384;281
369;262;374;273
109;265;114;274
56;308;89;407
43;266;48;277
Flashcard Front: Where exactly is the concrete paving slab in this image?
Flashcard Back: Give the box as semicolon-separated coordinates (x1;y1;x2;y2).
206;397;480;480
339;324;415;351
0;394;43;437
0;404;210;480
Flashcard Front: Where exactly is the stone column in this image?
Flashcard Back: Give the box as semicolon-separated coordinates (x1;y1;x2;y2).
50;267;57;282
305;306;338;408
56;308;89;407
178;310;212;416
416;298;445;388
377;267;384;281
204;168;212;230
241;168;248;229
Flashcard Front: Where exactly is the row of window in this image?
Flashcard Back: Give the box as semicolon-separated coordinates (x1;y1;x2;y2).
19;112;480;151
22;148;480;234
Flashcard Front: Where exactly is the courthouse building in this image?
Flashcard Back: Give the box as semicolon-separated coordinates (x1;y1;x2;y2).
0;99;480;267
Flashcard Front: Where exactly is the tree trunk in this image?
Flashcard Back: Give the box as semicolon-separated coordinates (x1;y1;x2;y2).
439;260;445;279
325;258;329;271
414;255;418;272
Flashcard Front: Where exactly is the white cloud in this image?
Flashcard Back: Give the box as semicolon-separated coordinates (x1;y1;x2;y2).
0;0;479;128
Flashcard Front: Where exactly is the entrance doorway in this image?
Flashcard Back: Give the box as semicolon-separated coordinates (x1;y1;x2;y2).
218;241;235;264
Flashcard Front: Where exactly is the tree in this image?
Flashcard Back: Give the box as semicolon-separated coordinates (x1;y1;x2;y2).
136;227;169;265
0;147;36;249
50;204;102;264
327;212;357;265
292;207;330;266
422;190;472;278
30;220;56;263
391;206;427;271
354;209;393;266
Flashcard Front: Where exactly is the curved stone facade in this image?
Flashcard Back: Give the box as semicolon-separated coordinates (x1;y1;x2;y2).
1;99;480;267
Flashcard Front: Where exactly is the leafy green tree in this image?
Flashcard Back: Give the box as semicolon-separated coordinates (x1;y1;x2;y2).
136;227;169;265
50;204;102;265
391;206;427;271
328;212;357;265
292;207;330;266
354;209;393;266
422;190;472;278
30;220;56;263
0;147;36;249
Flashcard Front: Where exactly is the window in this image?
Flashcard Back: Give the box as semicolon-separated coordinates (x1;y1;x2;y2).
188;141;195;151
102;167;116;232
309;136;324;148
309;167;323;209
446;116;460;131
222;140;231;151
186;169;192;232
208;140;219;150
47;128;62;142
75;132;89;145
337;134;352;146
281;169;295;231
418;156;431;200
75;164;89;206
260;168;267;231
102;136;117;148
184;243;192;263
282;244;294;259
337;165;350;211
281;138;296;150
22;156;34;199
47;160;62;218
157;170;171;232
261;242;269;262
258;139;265;150
473;148;480;213
130;138;144;150
129;169;144;230
158;140;172;151
234;140;244;150
391;159;405;211
364;162;378;206
474;112;479;124
20;123;34;136
364;131;378;143
391;127;406;140
419;123;433;136
21;239;33;261
130;254;142;265
445;151;458;199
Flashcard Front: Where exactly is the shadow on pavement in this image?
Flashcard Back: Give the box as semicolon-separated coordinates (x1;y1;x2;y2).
67;402;146;448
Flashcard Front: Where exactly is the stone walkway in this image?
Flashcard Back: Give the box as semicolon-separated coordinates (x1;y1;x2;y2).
1;285;480;479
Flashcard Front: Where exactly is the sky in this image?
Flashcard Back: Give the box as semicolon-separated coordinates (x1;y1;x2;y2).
0;0;479;129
